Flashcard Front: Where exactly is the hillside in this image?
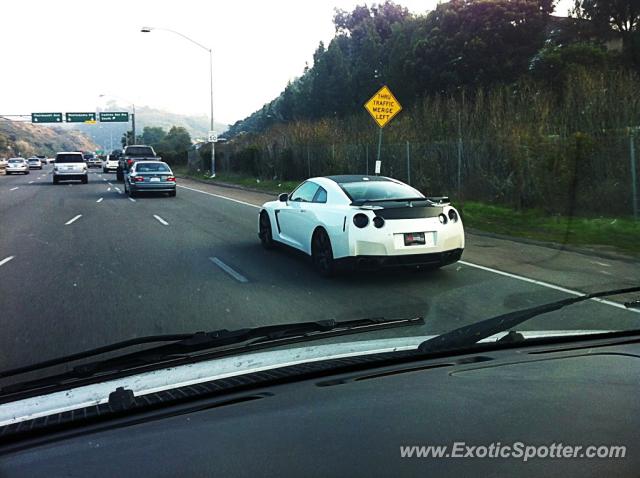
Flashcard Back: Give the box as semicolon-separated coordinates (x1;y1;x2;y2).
0;119;97;157
72;102;228;150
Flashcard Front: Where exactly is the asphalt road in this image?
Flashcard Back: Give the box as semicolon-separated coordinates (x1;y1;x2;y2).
1;165;639;377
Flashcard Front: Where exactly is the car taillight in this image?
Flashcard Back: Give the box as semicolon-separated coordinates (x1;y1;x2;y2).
166;176;176;182
133;176;145;182
353;213;369;228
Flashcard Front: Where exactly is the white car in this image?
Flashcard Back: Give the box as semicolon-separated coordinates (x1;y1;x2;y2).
258;175;465;276
53;152;88;184
5;158;29;175
103;154;119;173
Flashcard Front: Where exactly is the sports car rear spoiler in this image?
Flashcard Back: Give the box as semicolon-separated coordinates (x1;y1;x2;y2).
351;196;450;207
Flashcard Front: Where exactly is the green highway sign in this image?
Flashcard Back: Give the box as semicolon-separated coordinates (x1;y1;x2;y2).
99;112;129;123
65;112;96;123
31;113;63;123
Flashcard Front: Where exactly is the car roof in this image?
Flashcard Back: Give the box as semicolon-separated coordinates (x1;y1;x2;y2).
132;160;170;166
57;151;83;155
325;175;393;184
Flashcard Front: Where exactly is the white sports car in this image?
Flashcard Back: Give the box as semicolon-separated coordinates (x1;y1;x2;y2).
258;175;465;276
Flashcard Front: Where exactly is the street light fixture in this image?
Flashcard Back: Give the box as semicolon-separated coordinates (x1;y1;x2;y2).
141;26;216;177
98;93;136;147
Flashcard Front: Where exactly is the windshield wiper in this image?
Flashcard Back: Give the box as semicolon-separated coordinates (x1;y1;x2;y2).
0;317;424;395
418;286;640;354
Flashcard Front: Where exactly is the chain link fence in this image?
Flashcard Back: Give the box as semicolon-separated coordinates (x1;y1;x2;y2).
199;131;639;218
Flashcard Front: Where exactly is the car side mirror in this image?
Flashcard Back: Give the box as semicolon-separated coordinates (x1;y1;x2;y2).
278;193;288;202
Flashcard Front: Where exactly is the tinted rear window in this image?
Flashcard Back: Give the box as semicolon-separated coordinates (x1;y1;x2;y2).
8;159;23;163
56;154;84;163
126;147;154;157
136;163;170;173
341;181;423;201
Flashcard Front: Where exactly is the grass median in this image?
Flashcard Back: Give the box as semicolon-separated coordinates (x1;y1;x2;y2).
173;167;640;257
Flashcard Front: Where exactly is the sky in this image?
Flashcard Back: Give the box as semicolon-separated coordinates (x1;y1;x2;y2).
1;0;574;126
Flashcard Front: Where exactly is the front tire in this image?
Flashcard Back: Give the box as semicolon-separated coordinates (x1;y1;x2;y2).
169;190;176;197
259;211;275;250
311;228;335;277
52;176;58;185
82;176;88;184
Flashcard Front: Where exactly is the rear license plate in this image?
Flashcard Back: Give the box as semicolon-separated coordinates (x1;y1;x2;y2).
404;232;426;246
150;177;160;182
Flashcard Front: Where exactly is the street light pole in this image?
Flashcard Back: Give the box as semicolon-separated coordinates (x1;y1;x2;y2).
141;26;216;177
209;48;215;177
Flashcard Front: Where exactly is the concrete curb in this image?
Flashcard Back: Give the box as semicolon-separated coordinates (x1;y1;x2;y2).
177;174;639;264
176;175;279;197
466;228;639;264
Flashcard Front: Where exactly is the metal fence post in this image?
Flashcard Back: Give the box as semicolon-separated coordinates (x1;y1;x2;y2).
457;113;463;196
631;128;638;220
406;140;411;185
366;144;369;175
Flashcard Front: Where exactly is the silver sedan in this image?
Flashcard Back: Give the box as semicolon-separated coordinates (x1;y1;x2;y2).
124;161;176;197
6;158;29;175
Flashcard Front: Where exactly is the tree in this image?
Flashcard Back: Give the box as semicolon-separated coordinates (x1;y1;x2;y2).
157;126;192;165
572;0;640;32
141;126;167;147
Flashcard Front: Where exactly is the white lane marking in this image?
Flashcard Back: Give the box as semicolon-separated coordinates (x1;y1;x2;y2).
102;178;107;182
153;215;169;226
64;214;82;226
600;270;613;276
459;260;640;314
210;257;249;283
107;187;112;191
115;187;121;192
129;197;136;202
10;187;18;191
107;182;113;187
590;260;611;267
96;198;103;203
0;256;15;267
176;184;260;209
28;181;34;184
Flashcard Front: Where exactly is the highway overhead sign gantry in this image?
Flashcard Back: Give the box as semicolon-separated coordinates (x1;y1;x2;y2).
364;85;402;128
99;112;129;122
65;112;97;123
31;113;63;123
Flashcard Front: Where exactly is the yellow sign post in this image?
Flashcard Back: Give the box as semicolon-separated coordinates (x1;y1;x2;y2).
364;85;402;174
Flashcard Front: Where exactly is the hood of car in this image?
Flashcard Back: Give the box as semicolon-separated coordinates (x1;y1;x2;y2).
0;329;609;428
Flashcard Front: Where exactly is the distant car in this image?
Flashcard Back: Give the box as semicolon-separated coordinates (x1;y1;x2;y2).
6;158;29;175
53;152;88;184
35;155;49;164
259;175;465;276
103;154;119;173
27;157;43;169
123;160;176;198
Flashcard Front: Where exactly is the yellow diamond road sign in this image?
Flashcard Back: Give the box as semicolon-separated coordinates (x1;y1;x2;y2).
364;85;402;128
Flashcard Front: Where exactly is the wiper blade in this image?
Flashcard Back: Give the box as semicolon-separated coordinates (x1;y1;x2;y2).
418;286;640;354
0;317;424;394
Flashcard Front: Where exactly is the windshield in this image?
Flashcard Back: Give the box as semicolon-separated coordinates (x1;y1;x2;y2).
1;0;639;398
55;154;83;163
136;163;170;173
126;146;154;156
341;180;424;201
